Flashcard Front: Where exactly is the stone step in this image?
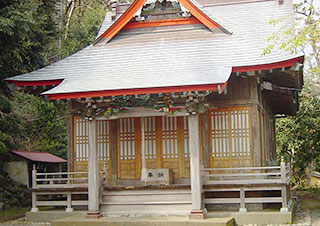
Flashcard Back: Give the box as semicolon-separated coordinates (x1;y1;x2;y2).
102;193;191;202
100;188;192;216
51;215;235;226
100;203;192;213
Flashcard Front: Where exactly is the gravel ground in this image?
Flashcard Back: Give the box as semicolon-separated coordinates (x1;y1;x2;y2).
0;218;50;226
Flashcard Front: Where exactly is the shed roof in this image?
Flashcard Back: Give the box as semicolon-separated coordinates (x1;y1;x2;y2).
6;0;303;100
11;151;67;163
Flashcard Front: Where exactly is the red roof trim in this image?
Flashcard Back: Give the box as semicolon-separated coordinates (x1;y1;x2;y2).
98;0;148;42
11;150;67;163
7;79;63;87
232;57;303;73
123;18;201;30
46;82;228;100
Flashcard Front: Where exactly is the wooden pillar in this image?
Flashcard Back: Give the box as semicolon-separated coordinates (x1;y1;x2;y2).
252;105;261;166
239;187;247;212
66;191;73;212
110;120;118;186
280;158;289;212
201;113;210;168
86;118;102;218
141;117;147;182
188;114;204;219
31;164;39;212
67;112;74;172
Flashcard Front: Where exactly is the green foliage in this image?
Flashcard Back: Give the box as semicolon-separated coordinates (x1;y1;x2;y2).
61;0;106;58
263;1;320;73
264;1;320;186
0;0;58;89
0;171;31;209
276;85;320;186
0;92;68;159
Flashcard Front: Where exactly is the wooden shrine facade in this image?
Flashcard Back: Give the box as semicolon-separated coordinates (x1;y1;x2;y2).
67;75;279;183
6;0;303;219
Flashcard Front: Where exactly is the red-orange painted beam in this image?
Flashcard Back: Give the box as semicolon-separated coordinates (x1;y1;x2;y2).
232;57;303;73
45;82;228;100
178;0;219;30
7;79;63;87
123;17;201;30
96;0;225;44
98;0;148;41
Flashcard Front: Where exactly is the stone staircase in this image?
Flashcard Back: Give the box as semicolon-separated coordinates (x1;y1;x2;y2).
100;188;192;216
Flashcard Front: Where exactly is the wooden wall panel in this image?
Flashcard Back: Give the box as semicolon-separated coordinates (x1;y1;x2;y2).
209;107;253;168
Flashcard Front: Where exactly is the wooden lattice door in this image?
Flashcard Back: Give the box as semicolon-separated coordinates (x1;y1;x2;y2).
117;118;140;179
73;116;111;176
209;107;253;168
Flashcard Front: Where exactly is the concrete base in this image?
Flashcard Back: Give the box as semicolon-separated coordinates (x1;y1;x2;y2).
65;208;74;212
26;211;86;222
51;215;234;226
85;211;102;219
189;210;205;219
30;207;39;212
207;211;292;226
238;208;247;213
26;210;292;225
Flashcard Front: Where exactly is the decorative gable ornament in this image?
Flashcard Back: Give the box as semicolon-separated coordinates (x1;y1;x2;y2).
95;0;230;44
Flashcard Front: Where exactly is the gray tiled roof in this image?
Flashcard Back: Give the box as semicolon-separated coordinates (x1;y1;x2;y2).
7;0;303;96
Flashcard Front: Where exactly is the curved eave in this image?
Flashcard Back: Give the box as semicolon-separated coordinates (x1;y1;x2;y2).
7;56;304;100
232;56;303;73
45;82;228;100
6;79;63;87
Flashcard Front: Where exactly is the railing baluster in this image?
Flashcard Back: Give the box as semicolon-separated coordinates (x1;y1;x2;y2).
239;187;247;212
31;165;39;212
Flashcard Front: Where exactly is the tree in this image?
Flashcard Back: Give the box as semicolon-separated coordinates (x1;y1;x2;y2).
60;0;107;58
0;0;58;90
265;1;320;186
276;86;320;186
0;0;107;164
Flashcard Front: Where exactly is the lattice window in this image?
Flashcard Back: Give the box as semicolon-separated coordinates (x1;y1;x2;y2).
74;117;88;161
230;109;250;157
162;117;178;159
210;108;251;158
183;116;190;158
97;120;110;161
210;110;229;157
119;118;135;160
74;117;110;162
143;117;157;159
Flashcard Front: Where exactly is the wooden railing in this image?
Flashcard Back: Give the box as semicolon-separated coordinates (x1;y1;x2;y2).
201;160;291;212
31;164;108;212
202;163;291;185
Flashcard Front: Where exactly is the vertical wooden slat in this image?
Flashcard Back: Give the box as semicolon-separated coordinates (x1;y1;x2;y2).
228;109;233;168
135;117;141;179
117;119;121;178
110;120;118;183
208;111;213;167
177;116;184;178
156;117;163;168
201;112;210;168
